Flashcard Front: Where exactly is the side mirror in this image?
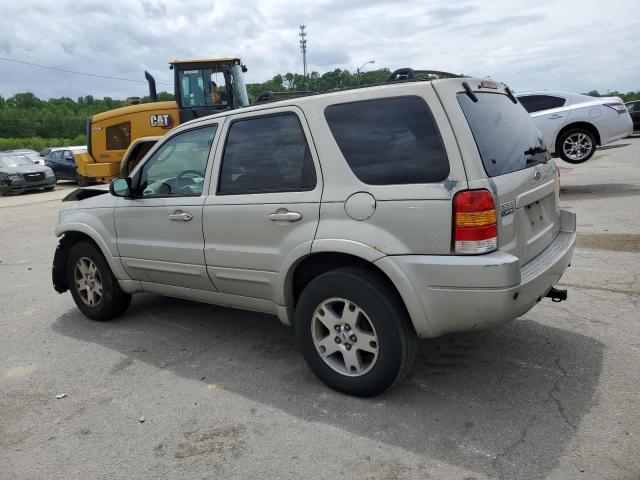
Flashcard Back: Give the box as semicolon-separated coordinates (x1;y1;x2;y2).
109;177;132;198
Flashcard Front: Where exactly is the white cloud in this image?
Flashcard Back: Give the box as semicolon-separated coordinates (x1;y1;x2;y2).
0;0;638;99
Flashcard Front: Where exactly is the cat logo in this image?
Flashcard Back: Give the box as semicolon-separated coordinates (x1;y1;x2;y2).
150;114;175;130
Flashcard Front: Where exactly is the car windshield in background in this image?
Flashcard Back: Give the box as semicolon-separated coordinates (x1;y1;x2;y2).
0;155;36;167
457;92;547;177
24;153;43;163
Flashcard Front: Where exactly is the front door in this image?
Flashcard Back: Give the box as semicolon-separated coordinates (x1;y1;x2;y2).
203;107;322;302
114;124;220;291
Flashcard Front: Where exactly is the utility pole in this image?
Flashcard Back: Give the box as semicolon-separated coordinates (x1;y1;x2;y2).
356;60;375;85
299;24;308;79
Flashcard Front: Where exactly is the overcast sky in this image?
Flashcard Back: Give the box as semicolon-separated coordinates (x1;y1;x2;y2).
0;0;638;99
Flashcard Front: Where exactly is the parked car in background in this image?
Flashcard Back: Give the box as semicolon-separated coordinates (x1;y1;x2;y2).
0;152;56;195
517;91;633;163
39;147;54;158
52;74;576;396
45;146;90;186
626;101;640;132
1;149;47;167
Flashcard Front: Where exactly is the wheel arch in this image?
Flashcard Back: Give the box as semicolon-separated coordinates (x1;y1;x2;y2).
53;225;131;292
281;244;428;337
554;121;601;152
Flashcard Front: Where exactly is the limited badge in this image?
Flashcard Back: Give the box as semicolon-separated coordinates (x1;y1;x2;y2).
500;200;515;217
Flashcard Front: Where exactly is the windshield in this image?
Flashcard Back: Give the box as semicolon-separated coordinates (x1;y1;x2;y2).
178;65;249;109
0;155;35;168
458;92;548;177
24;153;43;163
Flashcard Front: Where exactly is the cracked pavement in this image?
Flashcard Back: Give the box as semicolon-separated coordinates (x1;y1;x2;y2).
1;139;639;479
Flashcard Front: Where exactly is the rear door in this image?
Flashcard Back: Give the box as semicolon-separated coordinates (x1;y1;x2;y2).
434;80;560;264
518;94;570;150
202;107;321;301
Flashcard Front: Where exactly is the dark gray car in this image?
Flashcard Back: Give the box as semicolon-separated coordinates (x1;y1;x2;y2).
0;153;57;195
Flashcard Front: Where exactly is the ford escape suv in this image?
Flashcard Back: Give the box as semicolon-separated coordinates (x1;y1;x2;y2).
52;73;576;396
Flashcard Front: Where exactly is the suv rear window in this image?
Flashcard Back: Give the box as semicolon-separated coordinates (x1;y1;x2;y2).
458;92;546;177
518;95;566;113
324;96;449;185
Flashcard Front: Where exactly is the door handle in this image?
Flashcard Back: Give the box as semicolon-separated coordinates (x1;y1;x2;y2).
269;211;302;222
168;211;193;222
549;114;563;119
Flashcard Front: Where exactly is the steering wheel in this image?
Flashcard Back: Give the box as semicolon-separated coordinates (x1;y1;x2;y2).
176;169;204;182
176;169;204;195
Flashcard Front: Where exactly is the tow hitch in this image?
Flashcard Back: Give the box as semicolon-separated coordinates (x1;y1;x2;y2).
546;287;568;302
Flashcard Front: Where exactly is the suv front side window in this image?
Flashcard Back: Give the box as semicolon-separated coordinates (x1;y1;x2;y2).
218;113;316;195
138;125;216;198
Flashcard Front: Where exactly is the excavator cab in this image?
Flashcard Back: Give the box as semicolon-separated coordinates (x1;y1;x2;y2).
169;58;249;122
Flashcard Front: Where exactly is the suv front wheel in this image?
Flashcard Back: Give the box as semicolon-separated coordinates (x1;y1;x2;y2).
295;266;417;396
67;240;131;321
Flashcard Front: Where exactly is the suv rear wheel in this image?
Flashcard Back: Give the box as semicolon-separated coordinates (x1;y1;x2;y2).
557;128;597;164
67;241;131;321
295;266;417;396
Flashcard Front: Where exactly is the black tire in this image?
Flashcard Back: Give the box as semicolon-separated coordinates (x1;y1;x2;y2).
44;186;55;191
294;266;417;396
557;128;597;164
67;240;131;321
77;174;90;187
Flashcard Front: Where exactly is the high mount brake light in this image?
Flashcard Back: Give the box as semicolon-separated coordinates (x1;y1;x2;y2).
480;80;498;89
453;189;498;255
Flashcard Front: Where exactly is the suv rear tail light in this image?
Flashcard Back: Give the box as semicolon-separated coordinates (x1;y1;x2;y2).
453;189;497;254
605;103;627;114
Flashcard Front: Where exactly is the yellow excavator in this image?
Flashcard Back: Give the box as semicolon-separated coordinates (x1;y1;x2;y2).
75;58;249;184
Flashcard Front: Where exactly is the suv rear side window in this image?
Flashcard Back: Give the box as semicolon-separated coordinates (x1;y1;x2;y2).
218;113;316;195
458;92;546;177
324;96;449;185
518;95;566;113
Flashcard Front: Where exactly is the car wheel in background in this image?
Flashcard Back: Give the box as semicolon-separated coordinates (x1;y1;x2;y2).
67;241;131;321
76;174;90;187
295;266;417;397
557;128;597;164
44;186;55;191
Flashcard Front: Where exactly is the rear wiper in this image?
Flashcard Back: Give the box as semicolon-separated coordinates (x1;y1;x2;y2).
524;146;548;156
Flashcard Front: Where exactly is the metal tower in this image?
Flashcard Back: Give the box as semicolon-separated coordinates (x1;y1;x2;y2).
299;24;308;78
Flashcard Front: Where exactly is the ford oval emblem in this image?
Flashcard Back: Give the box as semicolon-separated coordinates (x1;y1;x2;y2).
534;170;542;180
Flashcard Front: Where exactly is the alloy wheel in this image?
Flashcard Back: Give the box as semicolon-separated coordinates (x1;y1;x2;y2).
311;297;379;377
74;256;103;307
562;132;593;161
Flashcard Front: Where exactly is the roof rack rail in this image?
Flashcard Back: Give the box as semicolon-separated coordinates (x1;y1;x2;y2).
385;68;462;83
255;90;317;104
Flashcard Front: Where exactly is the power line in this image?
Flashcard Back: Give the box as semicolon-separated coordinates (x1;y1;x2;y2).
0;56;172;85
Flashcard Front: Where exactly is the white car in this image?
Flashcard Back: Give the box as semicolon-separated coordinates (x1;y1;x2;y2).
517;91;633;163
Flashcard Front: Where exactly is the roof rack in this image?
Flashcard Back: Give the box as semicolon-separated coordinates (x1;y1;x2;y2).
255;90;317;104
252;68;465;106
385;68;462;82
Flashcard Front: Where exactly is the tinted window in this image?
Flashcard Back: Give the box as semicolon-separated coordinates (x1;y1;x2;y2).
458;92;547;177
218;113;316;195
106;122;131;150
139;126;216;197
324;96;449;185
626;102;636;113
518;95;566;113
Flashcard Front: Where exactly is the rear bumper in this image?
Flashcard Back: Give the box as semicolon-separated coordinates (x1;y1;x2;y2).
376;209;576;338
600;114;634;145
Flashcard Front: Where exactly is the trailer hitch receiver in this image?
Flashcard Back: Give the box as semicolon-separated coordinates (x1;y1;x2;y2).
546;287;568;303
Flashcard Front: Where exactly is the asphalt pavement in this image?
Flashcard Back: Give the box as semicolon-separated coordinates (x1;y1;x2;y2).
1;142;639;480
